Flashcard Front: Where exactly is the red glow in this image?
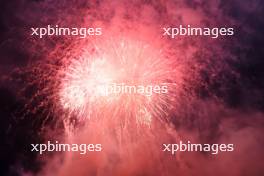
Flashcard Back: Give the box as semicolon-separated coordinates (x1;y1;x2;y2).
59;37;181;126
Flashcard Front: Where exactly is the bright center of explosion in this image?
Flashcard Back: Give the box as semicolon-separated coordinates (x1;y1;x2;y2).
59;38;179;125
61;59;115;108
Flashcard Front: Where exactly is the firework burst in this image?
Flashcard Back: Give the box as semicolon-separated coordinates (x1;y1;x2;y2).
59;36;183;127
17;31;190;133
